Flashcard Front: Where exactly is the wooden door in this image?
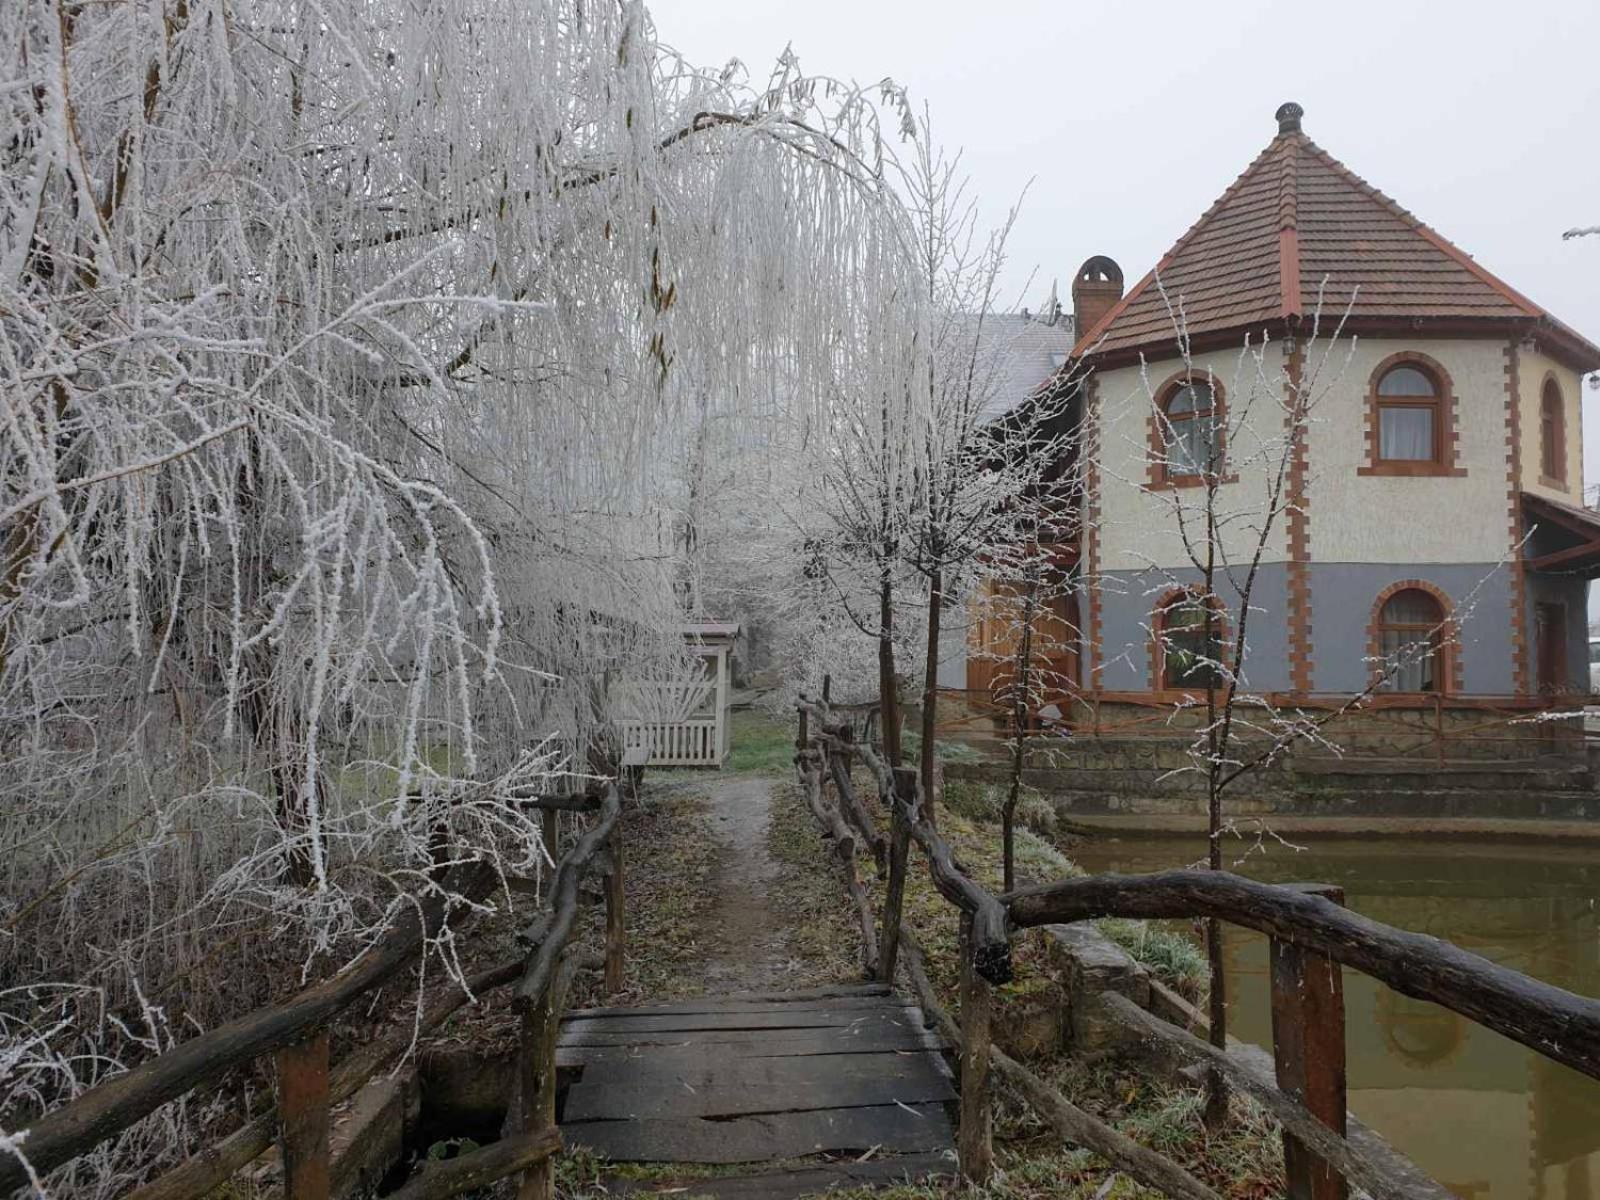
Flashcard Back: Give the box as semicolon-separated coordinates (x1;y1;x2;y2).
1535;602;1567;694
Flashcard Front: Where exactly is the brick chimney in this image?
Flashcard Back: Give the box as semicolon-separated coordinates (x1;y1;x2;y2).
1072;256;1124;340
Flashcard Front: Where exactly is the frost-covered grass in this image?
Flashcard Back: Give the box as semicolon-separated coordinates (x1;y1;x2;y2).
941;777;1208;998
766;781;865;985
1098;919;1210;1001
722;709;799;776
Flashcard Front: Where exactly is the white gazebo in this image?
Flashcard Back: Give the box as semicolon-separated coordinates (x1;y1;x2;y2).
616;622;741;767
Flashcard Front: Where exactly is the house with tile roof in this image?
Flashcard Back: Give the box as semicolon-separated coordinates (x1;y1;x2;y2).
967;102;1600;744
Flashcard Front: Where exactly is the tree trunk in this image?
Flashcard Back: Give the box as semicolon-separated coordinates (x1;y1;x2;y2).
1003;568;1039;893
879;564;902;767
1202;477;1228;1130
919;568;943;828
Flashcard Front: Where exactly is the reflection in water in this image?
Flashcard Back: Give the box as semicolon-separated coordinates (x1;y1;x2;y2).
1070;836;1600;1200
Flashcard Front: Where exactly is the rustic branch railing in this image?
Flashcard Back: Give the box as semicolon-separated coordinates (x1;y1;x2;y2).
794;746;881;979
1004;869;1600;1082
793;692;1600;1200
0;784;629;1200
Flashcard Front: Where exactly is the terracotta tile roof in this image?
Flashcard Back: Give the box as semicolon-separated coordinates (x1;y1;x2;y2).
1074;111;1599;368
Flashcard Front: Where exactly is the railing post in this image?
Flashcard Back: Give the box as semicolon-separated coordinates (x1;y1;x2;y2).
515;983;561;1200
1270;883;1348;1200
604;834;626;993
957;912;994;1185
275;1031;331;1200
877;767;915;984
797;705;810;754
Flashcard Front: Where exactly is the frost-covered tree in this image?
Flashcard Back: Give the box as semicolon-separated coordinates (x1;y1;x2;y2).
1097;292;1503;1123
1;0;929;1187
891;126;1070;825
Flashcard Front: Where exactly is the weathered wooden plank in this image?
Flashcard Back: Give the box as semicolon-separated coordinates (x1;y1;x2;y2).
557;1025;941;1065
569;1048;951;1091
561;1006;919;1036
560;1103;954;1163
568;984;891;1018
563;1058;955;1121
565;991;896;1019
556;1023;930;1049
598;1153;954;1198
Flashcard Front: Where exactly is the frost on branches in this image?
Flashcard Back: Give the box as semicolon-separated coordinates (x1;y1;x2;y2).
1;0;923;1187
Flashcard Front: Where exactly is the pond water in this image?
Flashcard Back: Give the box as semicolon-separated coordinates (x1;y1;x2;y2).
1070;835;1600;1200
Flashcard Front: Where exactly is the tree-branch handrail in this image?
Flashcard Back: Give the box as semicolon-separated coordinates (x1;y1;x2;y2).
1005;868;1600;1082
517;784;624;1004
3;780;629;1196
799;695;1012;985
0;860;497;1191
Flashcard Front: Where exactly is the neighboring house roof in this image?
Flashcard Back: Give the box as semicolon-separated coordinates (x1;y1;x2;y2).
974;308;1077;422
1073;103;1600;371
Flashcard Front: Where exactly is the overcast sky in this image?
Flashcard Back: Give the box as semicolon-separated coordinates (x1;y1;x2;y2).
651;0;1600;484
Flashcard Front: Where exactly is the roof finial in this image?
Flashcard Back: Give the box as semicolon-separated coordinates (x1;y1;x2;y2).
1276;101;1304;135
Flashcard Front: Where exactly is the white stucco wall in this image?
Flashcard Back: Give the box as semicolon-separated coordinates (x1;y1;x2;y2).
1092;344;1291;573
1517;346;1585;505
1306;337;1511;564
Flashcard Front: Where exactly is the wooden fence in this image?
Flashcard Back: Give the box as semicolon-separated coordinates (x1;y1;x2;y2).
795;694;1600;1200
617;717;721;766
0;786;629;1200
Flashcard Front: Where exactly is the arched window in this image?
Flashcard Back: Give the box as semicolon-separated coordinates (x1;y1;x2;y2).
1374;363;1442;464
1158;592;1225;691
1375;588;1445;692
1540;378;1566;482
1160;379;1220;477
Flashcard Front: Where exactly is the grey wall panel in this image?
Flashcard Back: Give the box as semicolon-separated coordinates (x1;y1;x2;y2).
1095;565;1292;692
1306;563;1515;694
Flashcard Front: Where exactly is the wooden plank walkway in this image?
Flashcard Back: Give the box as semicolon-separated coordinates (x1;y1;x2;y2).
556;983;957;1178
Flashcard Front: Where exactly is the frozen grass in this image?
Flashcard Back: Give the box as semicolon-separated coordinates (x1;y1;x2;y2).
722;708;800;775
766;781;866;985
564;789;723;1007
901;729;987;764
941;777;1209;1000
1098;918;1210;1001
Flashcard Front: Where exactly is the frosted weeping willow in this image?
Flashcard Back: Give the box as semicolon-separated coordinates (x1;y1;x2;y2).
0;0;925;1187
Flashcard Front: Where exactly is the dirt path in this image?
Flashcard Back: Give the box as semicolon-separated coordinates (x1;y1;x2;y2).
693;774;800;993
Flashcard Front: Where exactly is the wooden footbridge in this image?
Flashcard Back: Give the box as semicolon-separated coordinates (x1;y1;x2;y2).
555;983;957;1193
6;711;1600;1200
